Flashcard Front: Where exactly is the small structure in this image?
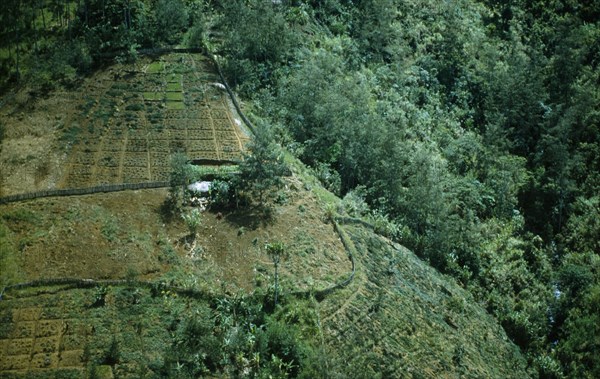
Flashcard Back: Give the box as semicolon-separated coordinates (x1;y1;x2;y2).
188;181;212;194
188;181;212;209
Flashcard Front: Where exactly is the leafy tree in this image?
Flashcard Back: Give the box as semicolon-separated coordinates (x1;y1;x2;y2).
265;241;288;307
218;0;300;94
169;152;194;209
238;123;287;207
153;0;189;45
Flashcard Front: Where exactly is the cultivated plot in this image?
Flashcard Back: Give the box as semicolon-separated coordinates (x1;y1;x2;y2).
59;53;249;189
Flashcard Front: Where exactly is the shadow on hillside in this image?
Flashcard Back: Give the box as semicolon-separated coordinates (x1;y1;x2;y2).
158;197;179;224
220;205;275;230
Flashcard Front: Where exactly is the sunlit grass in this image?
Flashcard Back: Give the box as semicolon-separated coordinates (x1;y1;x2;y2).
143;92;163;101
167;82;182;91
165;92;184;101
146;62;163;74
166;101;185;110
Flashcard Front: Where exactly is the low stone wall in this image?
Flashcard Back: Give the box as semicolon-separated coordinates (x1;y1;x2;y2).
0;181;169;205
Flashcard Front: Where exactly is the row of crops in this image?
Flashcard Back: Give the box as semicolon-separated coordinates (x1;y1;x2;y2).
60;53;248;188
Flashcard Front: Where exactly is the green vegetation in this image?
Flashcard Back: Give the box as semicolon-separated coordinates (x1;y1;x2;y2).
265;241;288;307
0;223;23;289
165;101;185;110
142;92;163;101
165;92;184;101
146;62;164;74
213;1;600;377
181;208;202;238
0;285;326;378
238;122;288;207
1;0;598;378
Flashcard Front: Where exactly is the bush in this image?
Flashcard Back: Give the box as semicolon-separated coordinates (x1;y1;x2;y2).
342;187;370;217
181;208;202;237
104;336;120;365
209;179;234;209
370;211;402;240
258;320;303;378
315;162;341;196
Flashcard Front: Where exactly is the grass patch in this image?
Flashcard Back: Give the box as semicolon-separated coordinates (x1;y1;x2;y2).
101;217;119;243
60;123;82;145
166;82;182;91
143;92;163;101
166;101;185;110
0;222;24;288
190;164;240;180
146;61;163;74
165;92;184;101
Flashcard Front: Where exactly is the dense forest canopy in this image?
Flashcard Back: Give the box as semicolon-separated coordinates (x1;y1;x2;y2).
1;0;599;377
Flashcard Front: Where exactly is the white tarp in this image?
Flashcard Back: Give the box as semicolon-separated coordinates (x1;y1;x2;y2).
188;181;212;193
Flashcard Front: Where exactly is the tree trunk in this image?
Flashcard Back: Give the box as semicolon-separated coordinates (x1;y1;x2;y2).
274;262;279;307
32;1;39;54
40;0;47;30
14;25;20;80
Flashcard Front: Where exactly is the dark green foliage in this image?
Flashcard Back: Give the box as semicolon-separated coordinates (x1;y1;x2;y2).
208;178;243;209
157;293;322;378
90;286;108;307
0;0;203;91
218;0;301;94
213;1;599;377
238;122;287;207
154;0;189;45
162;307;220;377
168;152;193;209
104;335;120;365
257;320;303;377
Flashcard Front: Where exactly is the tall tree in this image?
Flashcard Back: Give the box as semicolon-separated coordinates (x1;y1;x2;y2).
238;122;287;206
265;241;288;307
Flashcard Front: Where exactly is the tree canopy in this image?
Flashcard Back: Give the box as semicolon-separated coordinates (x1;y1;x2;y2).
1;0;599;377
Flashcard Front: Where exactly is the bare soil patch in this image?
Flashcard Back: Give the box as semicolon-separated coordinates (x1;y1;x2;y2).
0;179;348;293
0;53;248;196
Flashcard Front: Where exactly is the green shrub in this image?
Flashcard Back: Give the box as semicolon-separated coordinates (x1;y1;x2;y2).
257;320;303;377
104;336;121;365
181;208;202;237
125;103;144;112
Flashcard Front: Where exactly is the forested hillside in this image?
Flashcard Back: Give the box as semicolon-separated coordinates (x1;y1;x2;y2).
1;0;599;378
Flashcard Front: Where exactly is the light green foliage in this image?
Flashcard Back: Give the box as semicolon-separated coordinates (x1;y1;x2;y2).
181;208;202;237
265;241;288;307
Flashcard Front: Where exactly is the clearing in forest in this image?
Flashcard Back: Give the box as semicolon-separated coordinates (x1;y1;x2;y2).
0;52;249;196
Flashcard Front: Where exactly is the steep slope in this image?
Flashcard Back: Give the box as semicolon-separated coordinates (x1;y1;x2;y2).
1;51;529;377
0;52;248;197
0;180;530;378
318;221;528;378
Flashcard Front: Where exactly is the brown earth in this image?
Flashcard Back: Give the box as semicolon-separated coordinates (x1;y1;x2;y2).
0;179;349;293
0;53;248;197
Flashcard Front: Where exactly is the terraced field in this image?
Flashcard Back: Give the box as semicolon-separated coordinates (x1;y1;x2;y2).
317;224;528;378
58;53;248;188
0;285;211;378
